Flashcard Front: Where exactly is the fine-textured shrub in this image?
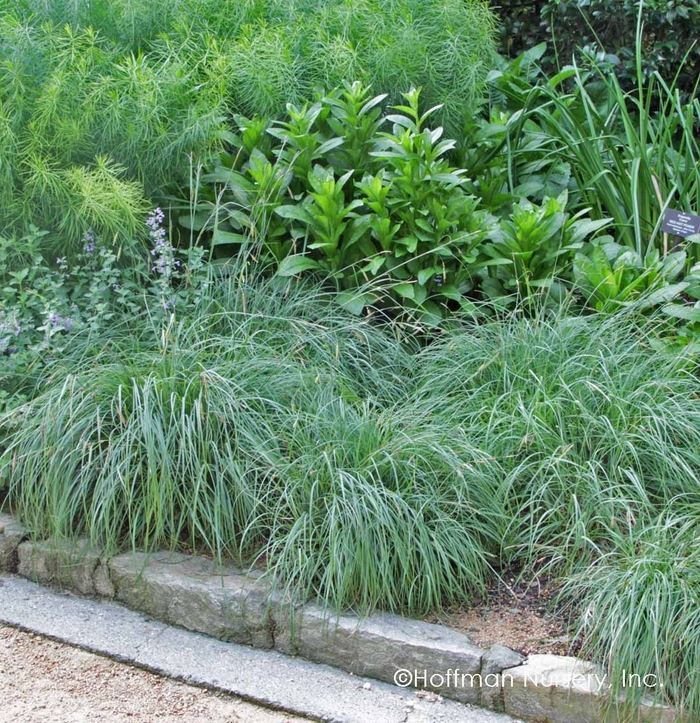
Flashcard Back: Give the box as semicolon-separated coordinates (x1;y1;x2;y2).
0;16;227;243
0;0;498;244
10;0;498;129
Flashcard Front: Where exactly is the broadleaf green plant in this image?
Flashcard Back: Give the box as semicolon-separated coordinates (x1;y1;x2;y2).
573;237;688;312
480;192;611;307
196;84;499;322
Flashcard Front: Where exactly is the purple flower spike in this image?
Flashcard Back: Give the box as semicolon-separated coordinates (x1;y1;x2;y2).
83;229;96;253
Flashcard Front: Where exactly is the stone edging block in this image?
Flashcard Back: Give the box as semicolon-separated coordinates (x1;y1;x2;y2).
0;521;680;723
274;601;486;705
503;655;678;723
0;513;26;572
17;539;114;597
109;551;274;649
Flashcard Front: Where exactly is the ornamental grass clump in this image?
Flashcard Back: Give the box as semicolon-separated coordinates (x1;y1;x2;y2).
408;306;700;714
411;308;700;573
1;270;507;611
562;509;700;716
262;397;505;612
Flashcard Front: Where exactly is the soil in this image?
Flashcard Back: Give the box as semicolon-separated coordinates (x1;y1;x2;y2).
424;574;583;658
0;625;306;723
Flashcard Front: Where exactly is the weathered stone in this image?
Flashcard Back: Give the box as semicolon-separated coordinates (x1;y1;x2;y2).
92;559;116;598
503;654;608;722
17;539;109;597
603;699;678;723
109;552;274;649
481;644;525;712
615;699;678;723
273;603;484;704
0;513;25;573
503;654;679;723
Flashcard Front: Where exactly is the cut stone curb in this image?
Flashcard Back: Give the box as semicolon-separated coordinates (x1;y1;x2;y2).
110;551;274;649
503;655;677;723
8;529;681;723
18;539;114;597
0;513;25;573
482;645;525;712
110;551;487;703
275;601;485;704
0;575;521;723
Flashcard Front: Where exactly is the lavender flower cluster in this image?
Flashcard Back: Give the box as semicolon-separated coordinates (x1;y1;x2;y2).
49;313;73;330
147;208;180;311
147;208;173;276
1;318;22;337
83;229;96;254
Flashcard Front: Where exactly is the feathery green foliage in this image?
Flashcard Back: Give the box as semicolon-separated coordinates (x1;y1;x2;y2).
0;0;497;246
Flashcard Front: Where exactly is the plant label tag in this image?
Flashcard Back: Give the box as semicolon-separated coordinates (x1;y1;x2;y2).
661;209;700;238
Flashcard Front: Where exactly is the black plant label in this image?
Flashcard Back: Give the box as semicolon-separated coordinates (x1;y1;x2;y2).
661;209;700;238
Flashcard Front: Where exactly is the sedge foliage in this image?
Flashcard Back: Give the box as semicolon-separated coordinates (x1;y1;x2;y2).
563;510;700;717
412;309;700;567
3;273;503;612
3;266;700;711
411;308;700;716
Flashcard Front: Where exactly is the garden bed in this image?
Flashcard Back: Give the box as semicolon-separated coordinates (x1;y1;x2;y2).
2;2;700;720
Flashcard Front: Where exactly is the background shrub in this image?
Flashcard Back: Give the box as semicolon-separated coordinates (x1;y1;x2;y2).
495;0;700;102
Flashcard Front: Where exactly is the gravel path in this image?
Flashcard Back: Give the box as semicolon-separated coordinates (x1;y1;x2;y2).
0;625;306;723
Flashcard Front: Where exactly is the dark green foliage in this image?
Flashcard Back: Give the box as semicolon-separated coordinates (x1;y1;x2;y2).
480;192;610;308
193;82;608;321
573;239;689;312
496;0;700;102
464;45;700;322
194;83;499;321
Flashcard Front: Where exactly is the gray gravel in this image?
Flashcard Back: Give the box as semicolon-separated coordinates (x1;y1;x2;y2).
0;625;304;723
